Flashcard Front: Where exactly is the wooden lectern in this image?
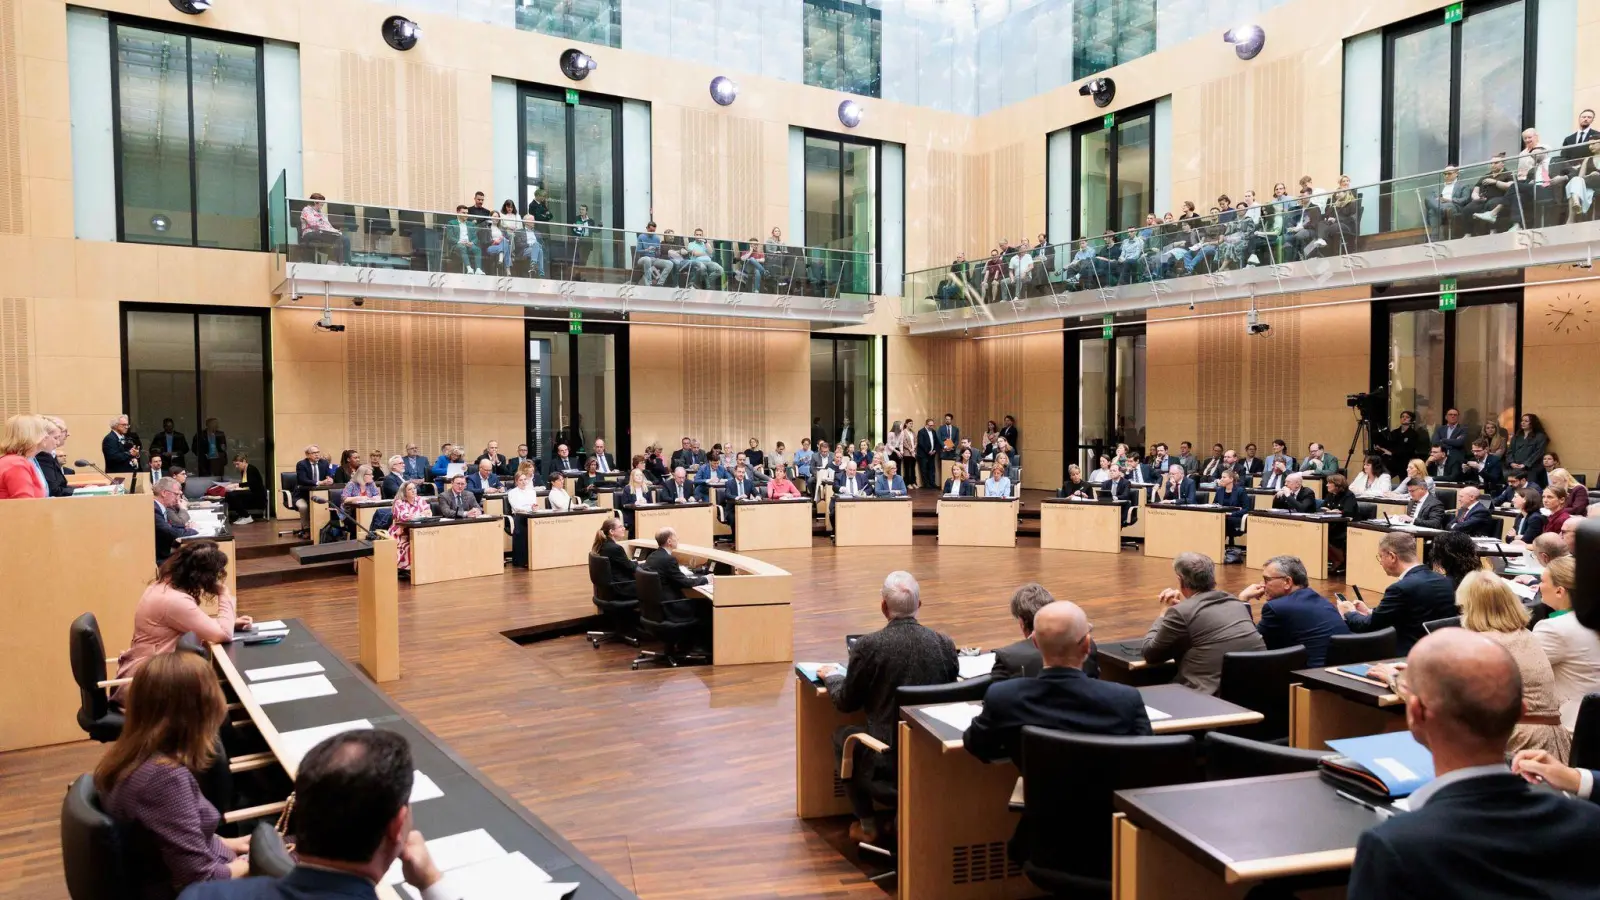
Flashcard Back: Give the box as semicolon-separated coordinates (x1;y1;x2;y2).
291;539;399;681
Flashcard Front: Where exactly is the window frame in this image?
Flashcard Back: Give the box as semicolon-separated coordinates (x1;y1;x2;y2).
1063;102;1157;241
523;316;632;468
109;16;268;251
516;83;625;236
801;0;883;98
801;128;882;295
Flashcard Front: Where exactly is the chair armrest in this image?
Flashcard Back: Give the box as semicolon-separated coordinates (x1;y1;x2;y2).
839;732;889;780
223;800;288;824
228;751;279;773
96;677;132;689
1008;776;1024;812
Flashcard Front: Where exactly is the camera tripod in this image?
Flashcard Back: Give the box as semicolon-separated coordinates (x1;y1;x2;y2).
1346;414;1374;472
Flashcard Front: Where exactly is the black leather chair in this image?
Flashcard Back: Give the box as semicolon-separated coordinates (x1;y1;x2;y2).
278;472;304;538
630;568;705;669
1323;627;1398;667
1218;645;1308;743
1355;501;1378;520
1422;616;1461;633
61;774;130;900
1017;729;1201;895
69;613;124;743
586;553;640;648
1568;693;1600;770
1203;731;1330;781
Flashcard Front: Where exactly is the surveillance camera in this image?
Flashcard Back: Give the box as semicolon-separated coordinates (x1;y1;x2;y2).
352;297;365;306
290;294;302;303
314;310;346;333
1247;322;1272;336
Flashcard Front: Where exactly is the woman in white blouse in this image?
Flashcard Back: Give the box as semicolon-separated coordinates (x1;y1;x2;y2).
1532;557;1600;729
505;471;539;515
622;468;654;506
546;472;583;511
1087;455;1113;484
1349;455;1392;494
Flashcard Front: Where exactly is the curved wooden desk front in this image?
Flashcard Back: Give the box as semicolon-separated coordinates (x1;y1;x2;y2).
622;540;792;665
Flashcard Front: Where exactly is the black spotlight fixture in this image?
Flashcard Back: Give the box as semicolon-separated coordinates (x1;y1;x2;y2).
709;76;739;107
381;16;421;51
1223;24;1266;60
838;99;863;128
168;0;211;13
1078;78;1116;108
559;48;599;81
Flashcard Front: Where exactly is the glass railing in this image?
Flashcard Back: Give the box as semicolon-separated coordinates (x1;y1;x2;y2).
903;148;1594;317
278;192;872;300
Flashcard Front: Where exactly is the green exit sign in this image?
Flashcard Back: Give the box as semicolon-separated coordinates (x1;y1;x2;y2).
1102;112;1116;130
1444;2;1463;23
569;309;583;334
565;88;580;105
1102;313;1114;340
1439;277;1458;311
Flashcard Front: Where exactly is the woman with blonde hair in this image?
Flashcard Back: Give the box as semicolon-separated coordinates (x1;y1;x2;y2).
1533;557;1600;729
1456;570;1569;758
390;480;433;574
1547;468;1589;516
1393;458;1433;494
0;413;51;499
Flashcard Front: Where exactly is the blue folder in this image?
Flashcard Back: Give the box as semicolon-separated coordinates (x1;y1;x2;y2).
1324;732;1436;798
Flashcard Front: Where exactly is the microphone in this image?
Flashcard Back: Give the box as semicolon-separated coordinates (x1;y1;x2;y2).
75;459;109;478
311;495;384;541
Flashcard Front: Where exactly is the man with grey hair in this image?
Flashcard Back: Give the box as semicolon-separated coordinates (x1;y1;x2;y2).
102;413;141;491
819;571;957;845
1446;485;1497;537
1240;554;1349;666
1339;530;1456;653
991;583;1101;681
1141;552;1264;694
152;475;197;563
644;526;712;653
1349;629;1600;897
1272;471;1318;513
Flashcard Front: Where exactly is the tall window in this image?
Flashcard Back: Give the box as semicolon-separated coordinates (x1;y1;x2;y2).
113;22;263;250
1069;107;1154;239
526;322;629;464
519;86;623;272
804;132;877;294
514;0;621;47
1072;0;1157;80
1375;291;1520;438
811;336;878;450
1383;0;1532;227
803;0;882;98
1069;327;1145;471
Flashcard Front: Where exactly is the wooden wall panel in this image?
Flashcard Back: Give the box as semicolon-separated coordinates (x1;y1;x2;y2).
405;62;461;214
991;142;1027;248
411;310;466;449
344;301;406;459
0;0;21;235
925;150;962;266
340;52;399;208
675;110;764;239
1193;59;1307;207
0;296;30;416
1522;269;1600;475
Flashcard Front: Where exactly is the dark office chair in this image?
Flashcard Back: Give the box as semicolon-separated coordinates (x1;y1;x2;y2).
69;613;123;743
61;774;131;900
1323;627;1398;667
1422;616;1461;633
363;206;395;237
1355;501;1378;521
630;568;705;669
1568;694;1600;770
1017;729;1201;895
1202;731;1330;781
1434;487;1458;510
586;553;640;648
1218;645;1308;743
278;473;305;538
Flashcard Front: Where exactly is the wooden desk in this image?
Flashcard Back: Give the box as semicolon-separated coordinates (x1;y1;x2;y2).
632;501;715;548
0;493;153;750
347;498;392;535
517;507;615;570
1040;499;1127;554
1095;638;1177;687
834;497;913;546
1142;504;1227;561
1301;474;1325;498
898;689;1261;900
623;540;792;665
733;498;814;552
1345;523;1429;596
1245;511;1344;580
936;497;1020;547
1289;662;1406;750
794;677;865;818
1112;773;1373;899
408;516;505;585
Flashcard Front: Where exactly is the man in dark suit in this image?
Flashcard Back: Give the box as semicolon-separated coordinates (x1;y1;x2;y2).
1271;472;1318;513
1339;531;1458;653
400;444;432;484
990;583;1100;681
1431;407;1468;473
937;413;960;462
179;730;459;900
916;418;940;488
1448;486;1497;537
999;415;1019;452
294;443;334;507
1458;439;1504;493
819;571;958;846
1426;444;1461;483
503;443;535;479
465;459;502;498
669;437;700;471
719;462;760;536
152;477;196;563
152;418;190;469
1241;555;1350;666
1559;108;1599;162
1153;464;1197;505
660;467;696;504
1259;458;1291;491
1403;481;1452;530
547;442;580;477
1239;443;1266;479
102;414;140;490
828;460;875;535
588;438;617;475
475;440;508;474
437;475;483;518
192;418;227;477
1148;442;1172;476
381;455;406;500
644;528;713;652
1348;629;1600;899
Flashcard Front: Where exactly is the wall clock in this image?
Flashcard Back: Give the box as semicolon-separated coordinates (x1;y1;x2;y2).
1546;294;1592;335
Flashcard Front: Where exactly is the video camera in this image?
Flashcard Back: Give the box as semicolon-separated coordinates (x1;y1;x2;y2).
1346;389;1388;426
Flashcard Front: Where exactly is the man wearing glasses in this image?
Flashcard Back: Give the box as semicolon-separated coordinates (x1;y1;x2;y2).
1338;530;1457;653
152;476;197;563
1239;555;1350;666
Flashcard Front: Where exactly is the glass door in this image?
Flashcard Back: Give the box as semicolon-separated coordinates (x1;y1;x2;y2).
526;322;629;471
1069;327;1145;472
810;336;876;450
804;132;878;295
519;86;623;280
1376;293;1519;439
1070;105;1154;240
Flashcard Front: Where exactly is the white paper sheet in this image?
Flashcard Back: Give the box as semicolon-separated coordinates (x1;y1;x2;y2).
1506;579;1539;601
252;620;287;631
1144;706;1172;722
278;719;374;770
393;850;554;900
245;661;325;682
249;673;337;706
383;829;505;885
410;770;443;803
923;701;983;732
957;653;996;680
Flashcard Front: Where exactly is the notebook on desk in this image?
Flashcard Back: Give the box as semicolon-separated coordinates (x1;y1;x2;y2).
795;662;844;684
1320;732;1434;800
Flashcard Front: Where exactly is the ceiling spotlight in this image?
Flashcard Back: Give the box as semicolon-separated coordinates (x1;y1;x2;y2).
149;214;171;233
559;48;598;81
1078;78;1116;108
838;100;863;128
1223;24;1265;60
709;76;739;107
168;0;211;13
381;16;421;51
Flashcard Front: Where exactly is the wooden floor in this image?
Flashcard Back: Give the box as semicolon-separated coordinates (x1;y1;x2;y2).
2;533;1348;900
